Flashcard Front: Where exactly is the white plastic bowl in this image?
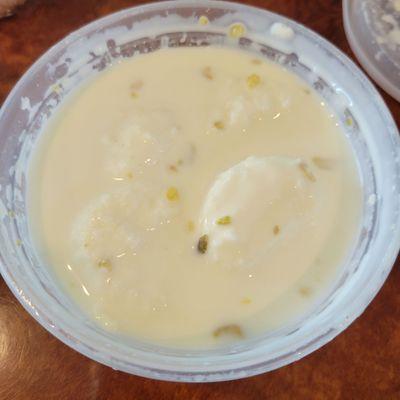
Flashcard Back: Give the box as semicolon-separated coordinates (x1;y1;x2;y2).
343;0;400;102
0;0;399;382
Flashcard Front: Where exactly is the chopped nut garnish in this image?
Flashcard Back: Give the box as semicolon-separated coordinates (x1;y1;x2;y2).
130;80;143;98
229;23;246;38
273;225;280;235
51;83;62;94
298;162;316;182
216;215;232;225
166;187;179;201
197;234;209;254
251;59;262;65
168;160;186;171
312;157;335;170
247;73;261;89
214;120;225;130
202;66;213;80
198;15;209;26
213;324;244;338
299;286;312;297
187;220;195;232
241;297;252;305
98;259;112;271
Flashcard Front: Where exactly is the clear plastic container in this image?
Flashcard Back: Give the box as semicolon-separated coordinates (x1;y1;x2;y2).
0;0;399;382
343;0;400;102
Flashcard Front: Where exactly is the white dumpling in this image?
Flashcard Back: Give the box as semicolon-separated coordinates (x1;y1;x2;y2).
199;156;317;268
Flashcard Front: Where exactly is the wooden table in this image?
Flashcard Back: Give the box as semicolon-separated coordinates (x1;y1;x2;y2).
1;1;399;398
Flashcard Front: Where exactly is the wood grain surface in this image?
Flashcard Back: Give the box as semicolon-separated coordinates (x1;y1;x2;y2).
0;1;400;399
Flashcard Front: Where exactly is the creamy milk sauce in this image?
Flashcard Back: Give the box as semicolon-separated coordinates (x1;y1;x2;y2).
28;47;361;348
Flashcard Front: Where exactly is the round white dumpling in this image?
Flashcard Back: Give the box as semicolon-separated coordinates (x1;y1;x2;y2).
71;184;180;268
198;156;318;268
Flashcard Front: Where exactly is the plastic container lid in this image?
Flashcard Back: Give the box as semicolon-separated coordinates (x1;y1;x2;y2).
343;0;400;101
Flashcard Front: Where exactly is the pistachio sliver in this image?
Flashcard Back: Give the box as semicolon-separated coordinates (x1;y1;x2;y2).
298;162;316;182
299;286;312;297
197;234;209;254
187;220;195;232
213;324;244;338
247;73;261;88
97;259;112;271
198;15;209;26
312;157;335;170
214;120;225;130
229;23;246;38
216;215;232;225
166;187;179;201
202;66;213;80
